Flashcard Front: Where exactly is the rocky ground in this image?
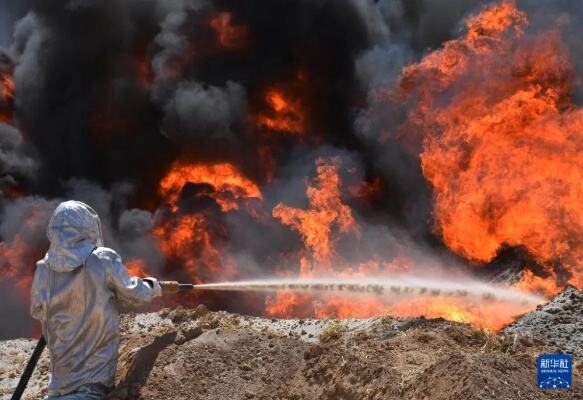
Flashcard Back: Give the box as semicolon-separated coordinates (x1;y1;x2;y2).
1;288;581;400
504;285;583;359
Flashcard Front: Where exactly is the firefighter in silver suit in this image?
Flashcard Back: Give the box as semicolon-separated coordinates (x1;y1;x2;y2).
30;200;162;399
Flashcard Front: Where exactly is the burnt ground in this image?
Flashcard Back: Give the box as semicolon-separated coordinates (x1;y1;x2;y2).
0;288;582;400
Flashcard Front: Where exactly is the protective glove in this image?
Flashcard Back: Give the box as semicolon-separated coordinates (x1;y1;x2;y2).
143;277;163;298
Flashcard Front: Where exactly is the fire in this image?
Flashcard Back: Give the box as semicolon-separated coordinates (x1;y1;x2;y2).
266;280;531;331
265;292;312;319
2;0;576;338
125;259;149;277
209;12;248;50
312;295;523;331
0;112;10;124
2;185;24;199
135;59;152;87
153;215;217;282
0;72;14;123
1;73;14;102
515;269;561;297
398;1;583;292
272;158;357;272
351;176;383;204
255;89;305;134
0;207;51;293
267;157;536;330
269;158;358;316
152;162;260;299
159;162;262;212
0;236;33;288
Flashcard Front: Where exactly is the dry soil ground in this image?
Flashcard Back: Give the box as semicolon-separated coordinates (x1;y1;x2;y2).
1;288;581;400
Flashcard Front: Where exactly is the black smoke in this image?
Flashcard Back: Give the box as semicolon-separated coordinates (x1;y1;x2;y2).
4;0;576;338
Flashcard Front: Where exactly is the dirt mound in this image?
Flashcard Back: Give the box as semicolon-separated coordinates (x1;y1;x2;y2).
110;308;581;400
504;285;583;358
0;338;49;399
1;305;581;400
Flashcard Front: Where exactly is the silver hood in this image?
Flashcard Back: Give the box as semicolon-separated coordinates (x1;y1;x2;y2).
46;200;104;272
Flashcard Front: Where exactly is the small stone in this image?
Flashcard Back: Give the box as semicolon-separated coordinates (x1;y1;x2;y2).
169;306;188;323
184;325;203;341
194;303;209;318
158;308;170;318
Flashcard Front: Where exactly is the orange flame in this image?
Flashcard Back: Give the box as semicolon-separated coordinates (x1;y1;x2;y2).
515;269;561;297
210;12;248;50
154;162;259;288
267;157;537;330
0;111;10;124
0;236;32;287
272;158;357;273
313;295;524;331
3;185;24;199
350;176;383;204
1;73;14;101
398;1;582;292
0;72;14;123
135;59;152;87
152;213;238;285
125;259;150;277
0;209;50;293
255;89;305;134
267;283;532;331
159;162;262;212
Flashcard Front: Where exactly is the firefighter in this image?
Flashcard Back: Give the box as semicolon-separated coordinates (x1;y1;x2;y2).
30;200;162;399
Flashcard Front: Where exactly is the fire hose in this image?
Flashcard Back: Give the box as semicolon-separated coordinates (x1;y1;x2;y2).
10;281;192;400
12;277;541;399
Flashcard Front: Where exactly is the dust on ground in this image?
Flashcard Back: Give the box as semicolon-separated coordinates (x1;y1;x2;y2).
1;288;581;400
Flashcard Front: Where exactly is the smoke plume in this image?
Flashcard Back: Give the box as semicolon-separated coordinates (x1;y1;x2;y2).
1;0;582;338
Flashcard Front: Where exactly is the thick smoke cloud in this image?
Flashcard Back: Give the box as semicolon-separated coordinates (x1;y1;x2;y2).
3;0;579;337
0;0;488;338
0;123;38;184
0;196;56;250
0;0;373;337
351;0;491;233
162;81;246;141
0;0;33;48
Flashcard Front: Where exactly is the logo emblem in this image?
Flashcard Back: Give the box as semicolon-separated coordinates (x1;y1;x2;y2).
537;354;572;389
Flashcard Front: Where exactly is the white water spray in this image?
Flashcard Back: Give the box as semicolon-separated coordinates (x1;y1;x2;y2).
193;276;544;305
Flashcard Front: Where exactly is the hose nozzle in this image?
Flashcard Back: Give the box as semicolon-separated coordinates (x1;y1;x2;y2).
159;281;195;295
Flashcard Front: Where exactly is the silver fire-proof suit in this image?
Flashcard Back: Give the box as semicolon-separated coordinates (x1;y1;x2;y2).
30;201;161;399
